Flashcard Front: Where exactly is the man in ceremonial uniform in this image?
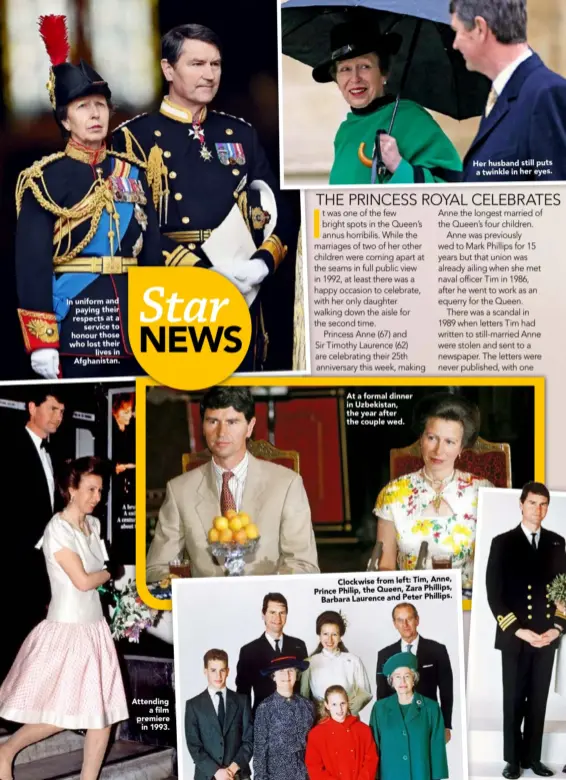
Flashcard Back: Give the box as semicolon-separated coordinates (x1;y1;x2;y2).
111;23;294;371
486;482;566;779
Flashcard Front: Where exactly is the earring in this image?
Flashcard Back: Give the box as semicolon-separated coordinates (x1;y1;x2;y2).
383;79;388;86
69;495;74;504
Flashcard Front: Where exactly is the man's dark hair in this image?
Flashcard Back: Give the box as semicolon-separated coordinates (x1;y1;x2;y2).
392;602;419;621
449;0;527;44
200;387;255;422
203;648;229;668
262;593;288;614
520;481;550;505
161;24;223;65
28;387;65;410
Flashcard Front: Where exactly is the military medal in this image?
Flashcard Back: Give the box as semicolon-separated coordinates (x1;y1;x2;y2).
215;142;246;166
189;122;212;162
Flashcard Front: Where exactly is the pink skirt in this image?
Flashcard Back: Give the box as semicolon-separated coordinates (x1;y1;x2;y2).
0;619;129;729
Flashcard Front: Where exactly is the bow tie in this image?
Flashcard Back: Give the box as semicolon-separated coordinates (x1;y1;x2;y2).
40;439;50;450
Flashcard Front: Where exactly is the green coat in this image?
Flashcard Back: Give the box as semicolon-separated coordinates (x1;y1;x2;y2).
369;694;448;780
329;97;462;186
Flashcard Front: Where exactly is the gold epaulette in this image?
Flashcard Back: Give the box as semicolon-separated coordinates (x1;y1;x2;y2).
15;151;66;216
497;612;518;631
556;607;566;620
113;125;148;167
211;110;252;127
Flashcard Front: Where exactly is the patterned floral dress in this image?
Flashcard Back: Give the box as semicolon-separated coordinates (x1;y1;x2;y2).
374;470;493;598
253;691;314;780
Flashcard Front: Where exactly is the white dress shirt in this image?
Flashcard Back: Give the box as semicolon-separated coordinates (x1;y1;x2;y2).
492;49;533;98
26;426;54;509
212;451;248;512
208;686;227;714
521;523;541;549
264;632;284;653
402;634;420;655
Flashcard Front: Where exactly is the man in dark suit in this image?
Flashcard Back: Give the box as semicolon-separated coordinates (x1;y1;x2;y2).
236;592;307;712
376;602;453;742
486;482;566;780
450;0;566;182
1;387;65;685
185;649;253;780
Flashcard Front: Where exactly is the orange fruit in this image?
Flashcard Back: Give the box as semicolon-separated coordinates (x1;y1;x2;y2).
213;516;229;531
245;523;259;540
237;512;251;527
208;528;220;543
234;529;248;544
224;509;238;520
219;528;234;543
229;516;243;532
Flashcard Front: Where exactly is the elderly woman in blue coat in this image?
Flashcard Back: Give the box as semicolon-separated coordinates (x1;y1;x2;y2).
370;652;448;780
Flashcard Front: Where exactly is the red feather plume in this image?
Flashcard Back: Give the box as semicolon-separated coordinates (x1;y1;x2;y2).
38;15;69;66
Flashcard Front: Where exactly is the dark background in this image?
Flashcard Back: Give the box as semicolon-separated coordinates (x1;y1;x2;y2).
0;0;299;379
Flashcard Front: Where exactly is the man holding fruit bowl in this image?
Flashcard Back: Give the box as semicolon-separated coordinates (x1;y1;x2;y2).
146;386;319;580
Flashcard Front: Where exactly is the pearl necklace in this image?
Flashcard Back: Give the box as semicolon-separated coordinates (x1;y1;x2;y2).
422;469;456;512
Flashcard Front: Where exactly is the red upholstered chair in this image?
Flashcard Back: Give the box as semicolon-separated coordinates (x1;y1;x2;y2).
390;435;512;488
181;439;300;474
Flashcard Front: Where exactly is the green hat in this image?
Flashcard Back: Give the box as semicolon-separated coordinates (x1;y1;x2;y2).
382;652;417;677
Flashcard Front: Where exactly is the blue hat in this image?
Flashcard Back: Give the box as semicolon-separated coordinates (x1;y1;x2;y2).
260;655;309;676
382;652;417;677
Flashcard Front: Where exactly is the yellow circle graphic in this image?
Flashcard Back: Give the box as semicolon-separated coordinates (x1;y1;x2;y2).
128;267;252;389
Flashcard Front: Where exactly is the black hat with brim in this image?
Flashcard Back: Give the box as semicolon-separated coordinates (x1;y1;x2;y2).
53;60;112;110
312;23;402;83
260;655;310;676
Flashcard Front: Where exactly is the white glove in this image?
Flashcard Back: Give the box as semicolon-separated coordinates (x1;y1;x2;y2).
219;258;269;296
31;348;60;379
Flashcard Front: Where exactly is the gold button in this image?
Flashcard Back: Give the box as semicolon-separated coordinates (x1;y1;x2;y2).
169;171;177;179
174;193;183;201
154;130;162;137
528;605;532;610
188;243;196;250
527;595;532;600
528;615;533;620
232;169;240;176
181;217;190;224
226;128;234;135
164;151;171;158
528;585;532;590
547;614;551;619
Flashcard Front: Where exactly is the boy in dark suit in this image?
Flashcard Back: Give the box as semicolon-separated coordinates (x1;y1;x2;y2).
236;592;308;712
185;649;253;780
375;602;453;742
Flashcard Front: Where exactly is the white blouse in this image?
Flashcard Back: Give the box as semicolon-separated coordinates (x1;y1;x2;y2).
37;514;109;624
301;649;372;702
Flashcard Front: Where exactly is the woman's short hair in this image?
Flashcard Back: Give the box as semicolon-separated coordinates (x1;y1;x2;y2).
413;392;480;449
387;668;420;688
57;456;106;504
312;610;349;655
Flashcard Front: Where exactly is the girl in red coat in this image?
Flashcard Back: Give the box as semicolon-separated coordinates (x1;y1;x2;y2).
306;685;379;780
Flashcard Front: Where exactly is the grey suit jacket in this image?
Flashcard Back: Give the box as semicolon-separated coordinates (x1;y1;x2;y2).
146;453;319;580
185;688;253;780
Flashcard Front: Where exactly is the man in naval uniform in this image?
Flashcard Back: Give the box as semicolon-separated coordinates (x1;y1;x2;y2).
111;23;294;371
486;482;566;779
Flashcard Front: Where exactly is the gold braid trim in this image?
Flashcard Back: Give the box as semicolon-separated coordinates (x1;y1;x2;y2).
16;155;120;264
146;144;169;225
236;190;251;233
109;149;147;169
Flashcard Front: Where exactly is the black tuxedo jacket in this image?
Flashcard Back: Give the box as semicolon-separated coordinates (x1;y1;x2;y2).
185;688;253;780
375;635;453;729
486;524;566;652
235;633;308;712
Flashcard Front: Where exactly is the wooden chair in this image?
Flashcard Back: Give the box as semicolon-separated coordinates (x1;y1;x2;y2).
181;439;300;474
367;435;511;572
390;435;512;488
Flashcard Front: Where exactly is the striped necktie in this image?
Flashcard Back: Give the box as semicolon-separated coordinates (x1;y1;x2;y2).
485;87;498;117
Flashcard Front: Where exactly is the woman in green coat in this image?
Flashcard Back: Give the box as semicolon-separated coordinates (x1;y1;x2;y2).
312;23;462;186
370;652;448;780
